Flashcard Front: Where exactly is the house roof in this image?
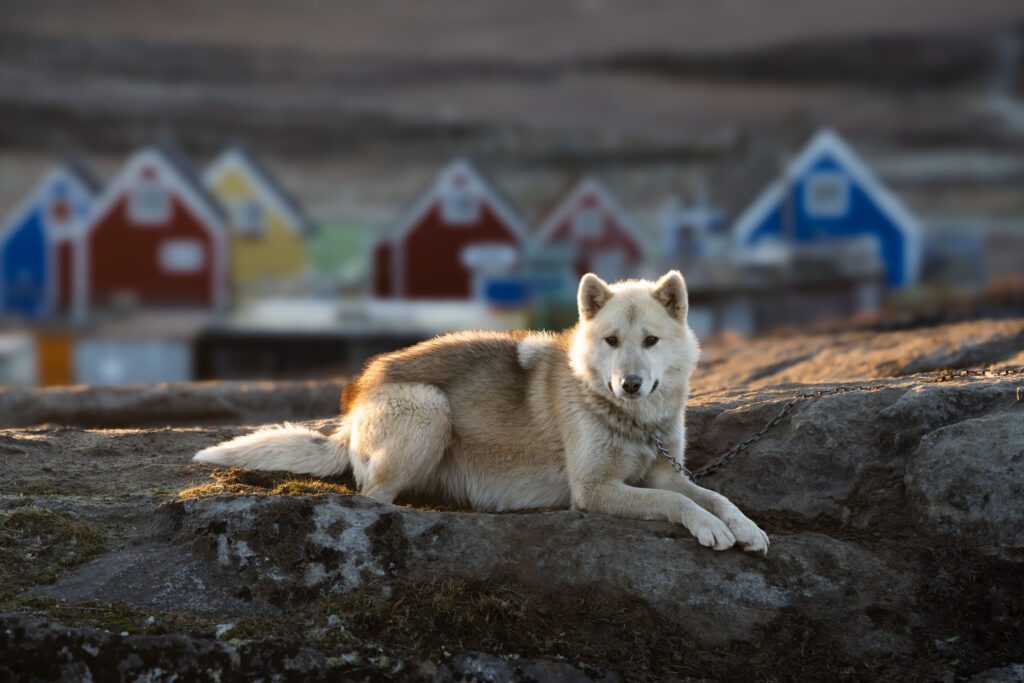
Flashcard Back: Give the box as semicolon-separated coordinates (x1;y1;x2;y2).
204;144;314;234
155;140;227;221
387;158;529;246
0;157;103;251
730;127;924;284
81;143;230;308
534;175;644;249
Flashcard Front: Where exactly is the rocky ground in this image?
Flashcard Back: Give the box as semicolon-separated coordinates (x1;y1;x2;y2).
1;318;1023;681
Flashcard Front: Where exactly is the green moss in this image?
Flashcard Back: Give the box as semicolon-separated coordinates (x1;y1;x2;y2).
0;506;107;591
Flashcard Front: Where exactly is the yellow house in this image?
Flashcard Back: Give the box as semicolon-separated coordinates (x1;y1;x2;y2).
203;146;313;290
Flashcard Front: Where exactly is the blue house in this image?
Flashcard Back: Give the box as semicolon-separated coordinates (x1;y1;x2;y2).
0;161;99;319
732;129;923;288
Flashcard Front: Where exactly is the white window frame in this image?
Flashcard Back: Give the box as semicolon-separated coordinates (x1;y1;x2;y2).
804;171;850;218
572;206;604;239
441;186;480;225
159;239;205;274
129;178;172;226
233;199;266;237
460;242;518;275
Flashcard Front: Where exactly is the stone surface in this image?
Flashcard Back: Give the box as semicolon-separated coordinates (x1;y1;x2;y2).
1;318;1023;681
971;664;1024;683
905;411;1024;549
0;379;343;429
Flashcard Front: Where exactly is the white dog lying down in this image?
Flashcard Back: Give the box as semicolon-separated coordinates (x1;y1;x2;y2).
195;271;769;554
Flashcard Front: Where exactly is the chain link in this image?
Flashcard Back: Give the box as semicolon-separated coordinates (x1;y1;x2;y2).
655;365;1024;484
653;435;692;479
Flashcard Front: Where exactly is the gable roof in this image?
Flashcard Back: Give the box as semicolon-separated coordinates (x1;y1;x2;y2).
203;145;314;234
0;158;101;250
534;175;644;249
731;127;923;282
157;142;228;221
389;158;528;245
78;144;230;310
85;144;227;235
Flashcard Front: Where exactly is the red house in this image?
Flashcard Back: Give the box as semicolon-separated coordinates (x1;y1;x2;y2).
373;159;526;300
535;177;644;282
78;146;229;312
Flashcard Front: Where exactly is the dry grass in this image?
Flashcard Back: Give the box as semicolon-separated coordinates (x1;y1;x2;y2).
177;468;356;501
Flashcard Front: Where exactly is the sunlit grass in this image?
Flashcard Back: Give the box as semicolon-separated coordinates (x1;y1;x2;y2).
177;468;356;500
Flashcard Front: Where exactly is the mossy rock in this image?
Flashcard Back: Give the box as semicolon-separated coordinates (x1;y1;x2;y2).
0;506;106;591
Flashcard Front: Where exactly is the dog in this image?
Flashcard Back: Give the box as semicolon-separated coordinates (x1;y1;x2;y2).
194;271;769;553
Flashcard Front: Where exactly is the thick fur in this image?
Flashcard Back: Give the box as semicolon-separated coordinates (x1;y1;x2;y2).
194;271;769;554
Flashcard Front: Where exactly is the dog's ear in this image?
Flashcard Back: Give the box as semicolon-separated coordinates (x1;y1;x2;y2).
652;270;688;322
577;273;613;321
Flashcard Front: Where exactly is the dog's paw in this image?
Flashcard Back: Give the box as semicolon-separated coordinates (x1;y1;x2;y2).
687;511;736;551
723;513;770;556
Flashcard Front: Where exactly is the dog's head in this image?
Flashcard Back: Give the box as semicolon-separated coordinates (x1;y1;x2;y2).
570;270;700;404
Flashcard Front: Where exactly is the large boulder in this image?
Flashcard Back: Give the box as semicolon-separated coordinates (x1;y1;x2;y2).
1;318;1023;680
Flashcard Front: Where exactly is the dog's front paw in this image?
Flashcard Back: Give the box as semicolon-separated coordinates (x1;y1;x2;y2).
686;510;736;551
722;512;770;555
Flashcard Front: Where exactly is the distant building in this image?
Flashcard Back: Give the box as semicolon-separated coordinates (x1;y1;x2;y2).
533;176;644;283
0;160;99;319
659;194;724;262
78;146;229;312
0;331;38;387
72;311;212;385
732;128;923;288
203;145;313;291
373;159;527;300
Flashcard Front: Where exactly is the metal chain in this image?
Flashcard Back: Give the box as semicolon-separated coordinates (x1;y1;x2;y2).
654;435;692;479
655;364;1024;484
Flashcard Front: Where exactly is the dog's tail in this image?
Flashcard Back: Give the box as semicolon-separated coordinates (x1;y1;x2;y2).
193;421;350;477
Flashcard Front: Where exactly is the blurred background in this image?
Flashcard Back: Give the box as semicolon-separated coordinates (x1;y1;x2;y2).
1;0;1023;387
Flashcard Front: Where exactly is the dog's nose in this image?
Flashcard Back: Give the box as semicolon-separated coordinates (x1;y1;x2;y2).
621;375;643;395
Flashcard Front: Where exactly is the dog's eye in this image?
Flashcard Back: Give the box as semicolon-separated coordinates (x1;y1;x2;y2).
604;336;619;348
643;335;659;348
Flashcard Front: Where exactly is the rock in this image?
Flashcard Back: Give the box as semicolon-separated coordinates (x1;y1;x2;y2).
971;664;1024;683
1;317;1023;680
29;494;915;656
0;379;343;429
0;615;619;683
439;653;622;683
696;318;1024;390
173;496;915;653
905;411;1024;549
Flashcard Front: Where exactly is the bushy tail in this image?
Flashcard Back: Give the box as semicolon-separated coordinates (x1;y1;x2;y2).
193;422;350;477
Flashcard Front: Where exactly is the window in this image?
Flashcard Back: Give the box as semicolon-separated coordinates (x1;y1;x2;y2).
572;207;604;239
804;171;849;218
159;239;205;274
441;175;480;225
460;243;517;274
129;171;171;225
233;199;265;236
